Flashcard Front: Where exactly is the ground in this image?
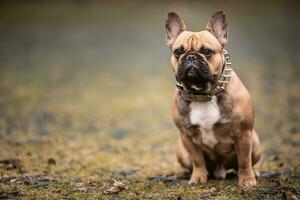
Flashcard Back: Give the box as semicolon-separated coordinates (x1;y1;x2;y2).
0;63;299;200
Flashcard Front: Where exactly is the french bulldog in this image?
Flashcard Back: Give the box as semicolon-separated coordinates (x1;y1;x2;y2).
165;10;261;187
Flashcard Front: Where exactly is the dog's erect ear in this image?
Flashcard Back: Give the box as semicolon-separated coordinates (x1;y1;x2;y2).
206;10;228;47
165;12;186;48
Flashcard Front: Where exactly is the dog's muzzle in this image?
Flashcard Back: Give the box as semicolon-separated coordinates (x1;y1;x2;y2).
176;49;233;102
175;53;212;86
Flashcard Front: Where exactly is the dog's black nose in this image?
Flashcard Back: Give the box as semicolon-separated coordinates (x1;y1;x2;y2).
186;54;197;63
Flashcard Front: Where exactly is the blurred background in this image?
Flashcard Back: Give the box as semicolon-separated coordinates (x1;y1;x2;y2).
0;0;299;198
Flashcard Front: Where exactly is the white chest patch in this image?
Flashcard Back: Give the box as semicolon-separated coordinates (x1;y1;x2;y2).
189;96;220;148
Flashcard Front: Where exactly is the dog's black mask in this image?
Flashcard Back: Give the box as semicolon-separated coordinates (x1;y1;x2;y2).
175;53;213;88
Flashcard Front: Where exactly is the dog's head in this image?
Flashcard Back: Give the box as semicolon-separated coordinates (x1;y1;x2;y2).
165;11;228;92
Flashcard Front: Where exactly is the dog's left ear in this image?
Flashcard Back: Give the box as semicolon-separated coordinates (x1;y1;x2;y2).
206;10;228;47
165;12;186;48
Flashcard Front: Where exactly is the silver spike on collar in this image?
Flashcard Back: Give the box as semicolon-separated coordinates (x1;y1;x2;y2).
176;49;233;102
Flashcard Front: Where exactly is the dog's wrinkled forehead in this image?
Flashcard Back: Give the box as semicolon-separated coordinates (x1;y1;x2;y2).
172;31;222;53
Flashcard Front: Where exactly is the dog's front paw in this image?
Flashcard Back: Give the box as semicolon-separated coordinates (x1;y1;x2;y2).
238;171;257;187
188;167;207;185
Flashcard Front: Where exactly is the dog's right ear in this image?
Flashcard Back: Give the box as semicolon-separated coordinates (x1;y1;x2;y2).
165;12;186;48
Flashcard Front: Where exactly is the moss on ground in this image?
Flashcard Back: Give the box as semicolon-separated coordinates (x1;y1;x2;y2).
0;63;299;200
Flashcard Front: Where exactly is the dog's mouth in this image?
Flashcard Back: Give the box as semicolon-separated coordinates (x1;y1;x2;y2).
175;54;213;92
179;81;205;92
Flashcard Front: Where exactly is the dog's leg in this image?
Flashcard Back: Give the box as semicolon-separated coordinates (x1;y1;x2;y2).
251;129;261;165
214;163;226;179
235;130;257;187
252;129;261;177
176;137;192;174
181;134;208;185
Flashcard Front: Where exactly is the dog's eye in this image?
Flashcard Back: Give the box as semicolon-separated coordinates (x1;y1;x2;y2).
201;48;214;58
174;48;184;59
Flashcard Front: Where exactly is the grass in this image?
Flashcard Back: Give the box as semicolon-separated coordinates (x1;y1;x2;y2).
0;62;299;199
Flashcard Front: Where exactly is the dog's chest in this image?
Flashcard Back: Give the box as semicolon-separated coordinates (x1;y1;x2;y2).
189;96;220;148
